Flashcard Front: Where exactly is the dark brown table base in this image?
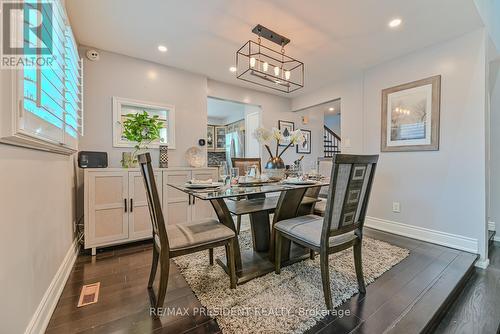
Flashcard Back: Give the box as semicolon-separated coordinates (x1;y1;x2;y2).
216;243;311;285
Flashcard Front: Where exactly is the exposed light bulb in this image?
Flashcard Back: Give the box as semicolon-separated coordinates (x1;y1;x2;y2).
250;57;256;68
229;66;237;73
262;62;268;72
274;66;280;76
284;70;291;80
157;45;168;52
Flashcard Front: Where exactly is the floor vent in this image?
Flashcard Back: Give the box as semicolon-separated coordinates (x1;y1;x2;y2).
77;282;100;307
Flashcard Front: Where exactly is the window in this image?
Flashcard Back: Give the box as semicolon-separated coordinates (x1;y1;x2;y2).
14;0;83;153
112;97;176;149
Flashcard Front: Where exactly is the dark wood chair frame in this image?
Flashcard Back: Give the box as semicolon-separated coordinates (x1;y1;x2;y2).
138;153;237;310
275;154;378;310
230;157;262;234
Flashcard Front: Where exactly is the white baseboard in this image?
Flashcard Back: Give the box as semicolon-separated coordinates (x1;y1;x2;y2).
475;258;490;269
24;239;79;334
488;221;496;231
365;216;478;254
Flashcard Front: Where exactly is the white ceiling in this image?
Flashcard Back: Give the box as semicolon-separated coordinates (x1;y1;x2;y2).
66;0;483;97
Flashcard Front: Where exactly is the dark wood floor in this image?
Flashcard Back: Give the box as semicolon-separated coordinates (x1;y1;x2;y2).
45;228;477;334
433;240;500;334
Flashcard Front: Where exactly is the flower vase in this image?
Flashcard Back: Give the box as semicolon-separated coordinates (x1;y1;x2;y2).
265;157;286;180
159;145;168;168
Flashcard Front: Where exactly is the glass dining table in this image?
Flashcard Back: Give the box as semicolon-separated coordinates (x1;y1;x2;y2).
168;180;329;284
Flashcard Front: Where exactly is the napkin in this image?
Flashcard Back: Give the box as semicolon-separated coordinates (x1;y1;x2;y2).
188;178;213;184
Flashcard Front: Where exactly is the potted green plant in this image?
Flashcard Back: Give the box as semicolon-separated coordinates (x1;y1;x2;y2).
121;111;164;167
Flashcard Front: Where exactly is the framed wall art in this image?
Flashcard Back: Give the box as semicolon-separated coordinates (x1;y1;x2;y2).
381;75;441;152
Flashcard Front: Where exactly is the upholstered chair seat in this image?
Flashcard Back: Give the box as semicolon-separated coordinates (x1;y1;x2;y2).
275;214;356;248
167;219;235;251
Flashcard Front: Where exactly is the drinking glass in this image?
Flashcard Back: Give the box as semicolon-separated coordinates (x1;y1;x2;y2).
219;162;229;185
230;167;239;186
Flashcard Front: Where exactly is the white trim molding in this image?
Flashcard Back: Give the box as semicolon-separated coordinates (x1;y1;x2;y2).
488;221;496;231
365;216;479;254
24;239;79;334
475;258;490;269
489;222;500;242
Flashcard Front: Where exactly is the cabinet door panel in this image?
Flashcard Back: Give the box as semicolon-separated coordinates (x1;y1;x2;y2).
129;171;162;240
163;170;191;225
87;172;128;246
191;169;217;221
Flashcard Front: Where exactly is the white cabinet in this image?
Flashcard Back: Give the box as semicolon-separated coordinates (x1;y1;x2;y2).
128;171;162;240
163;170;191;225
190;169;218;221
85;171;129;246
163;168;218;224
84;167;217;254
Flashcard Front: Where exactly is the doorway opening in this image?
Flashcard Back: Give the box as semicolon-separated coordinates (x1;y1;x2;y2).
207;97;262;167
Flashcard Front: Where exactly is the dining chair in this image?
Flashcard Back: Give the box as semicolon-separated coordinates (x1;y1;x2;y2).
314;157;334;216
230;157;262;234
138;153;237;310
274;154;378;310
231;157;262;176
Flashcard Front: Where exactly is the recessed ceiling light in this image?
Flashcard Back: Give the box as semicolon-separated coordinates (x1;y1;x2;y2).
329;107;335;111
158;45;168;52
388;18;402;28
229;66;237;72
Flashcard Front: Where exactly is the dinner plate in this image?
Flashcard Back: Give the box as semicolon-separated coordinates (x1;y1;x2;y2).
184;182;222;189
283;179;317;185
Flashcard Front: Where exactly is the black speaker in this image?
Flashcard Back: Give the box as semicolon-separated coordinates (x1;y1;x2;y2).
78;151;108;168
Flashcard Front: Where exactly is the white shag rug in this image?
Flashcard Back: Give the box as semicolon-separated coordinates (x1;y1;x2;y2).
174;225;409;334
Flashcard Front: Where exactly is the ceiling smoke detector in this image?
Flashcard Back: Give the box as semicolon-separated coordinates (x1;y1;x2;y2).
86;49;100;61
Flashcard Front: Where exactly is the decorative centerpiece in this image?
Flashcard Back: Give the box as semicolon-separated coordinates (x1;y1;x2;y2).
121;111;164;168
254;127;305;180
185;146;206;168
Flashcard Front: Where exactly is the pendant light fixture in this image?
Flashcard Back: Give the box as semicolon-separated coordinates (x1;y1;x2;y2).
235;24;304;93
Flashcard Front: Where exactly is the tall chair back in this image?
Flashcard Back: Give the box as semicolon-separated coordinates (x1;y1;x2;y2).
231;158;261;176
137;153;169;254
321;154;378;243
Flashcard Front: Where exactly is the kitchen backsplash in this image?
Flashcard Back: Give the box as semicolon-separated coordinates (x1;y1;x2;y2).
208;151;226;167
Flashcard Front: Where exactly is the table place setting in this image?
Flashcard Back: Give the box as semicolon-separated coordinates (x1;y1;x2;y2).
184;178;224;189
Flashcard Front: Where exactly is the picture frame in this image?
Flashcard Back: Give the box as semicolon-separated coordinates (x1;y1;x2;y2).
381;75;440;152
296;129;311;154
278;120;294;147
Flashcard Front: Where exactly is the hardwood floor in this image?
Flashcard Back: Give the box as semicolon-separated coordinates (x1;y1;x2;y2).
433;241;500;334
45;228;477;334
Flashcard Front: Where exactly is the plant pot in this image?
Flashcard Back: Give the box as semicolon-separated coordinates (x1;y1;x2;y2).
264;157;286;180
121;152;135;168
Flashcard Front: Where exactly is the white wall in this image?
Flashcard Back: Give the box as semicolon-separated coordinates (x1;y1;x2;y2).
0;145;76;334
291;30;489;261
489;59;500;233
80;48;208;167
207;79;322;168
363;29;487;260
324;113;341;135
292;76;364;154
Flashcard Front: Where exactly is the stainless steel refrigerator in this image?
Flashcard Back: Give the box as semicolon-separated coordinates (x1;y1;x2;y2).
226;128;245;167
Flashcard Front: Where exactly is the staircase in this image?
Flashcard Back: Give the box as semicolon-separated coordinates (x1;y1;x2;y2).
323;125;341;157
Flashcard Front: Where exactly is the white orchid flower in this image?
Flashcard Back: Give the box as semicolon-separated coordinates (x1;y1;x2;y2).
289;129;305;145
271;127;284;142
253;127;272;144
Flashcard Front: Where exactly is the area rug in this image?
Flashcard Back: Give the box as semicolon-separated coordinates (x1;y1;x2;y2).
174;225;409;334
